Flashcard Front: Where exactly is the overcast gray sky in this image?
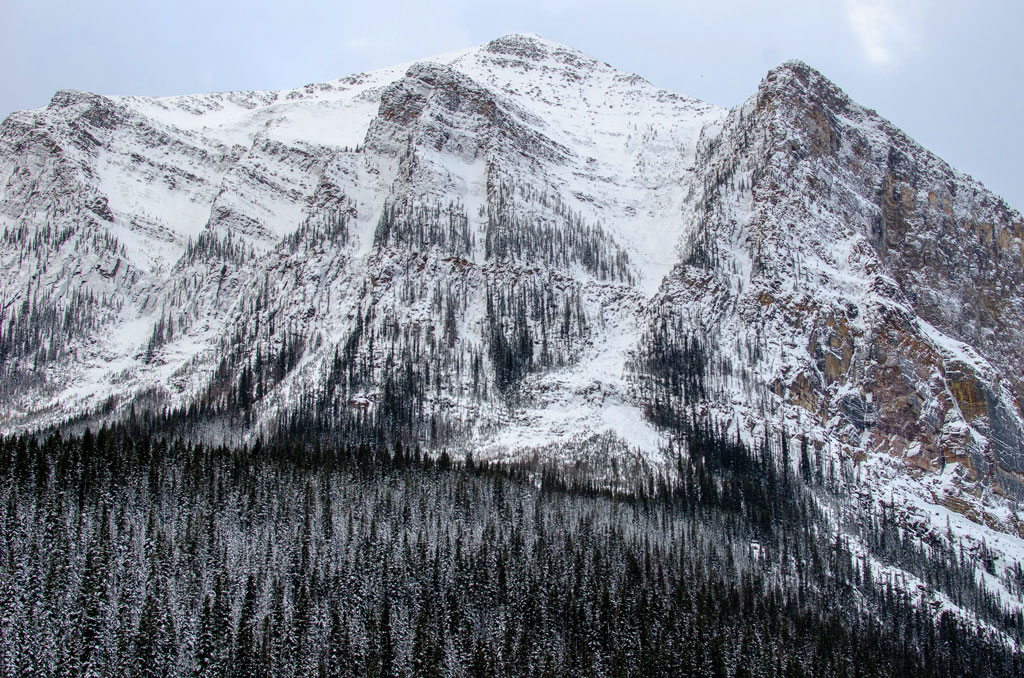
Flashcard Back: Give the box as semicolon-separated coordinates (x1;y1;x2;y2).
2;0;1021;209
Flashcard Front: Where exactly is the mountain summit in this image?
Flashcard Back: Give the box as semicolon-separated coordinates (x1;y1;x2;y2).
2;34;1023;561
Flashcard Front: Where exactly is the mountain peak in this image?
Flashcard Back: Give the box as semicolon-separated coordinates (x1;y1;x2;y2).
756;58;852;118
476;33;604;71
772;58;816;74
761;58;830;92
484;33;559;56
47;88;106;111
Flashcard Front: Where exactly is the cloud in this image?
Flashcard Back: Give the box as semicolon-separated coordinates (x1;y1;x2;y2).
844;0;916;65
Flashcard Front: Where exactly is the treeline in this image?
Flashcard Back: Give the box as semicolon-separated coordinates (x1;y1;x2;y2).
628;315;709;429
375;200;473;257
0;286;98;372
157;187;613;446
486;180;634;284
485;278;589;397
286;205;355;251
0;423;1021;677
1;209;127;396
183;229;256;267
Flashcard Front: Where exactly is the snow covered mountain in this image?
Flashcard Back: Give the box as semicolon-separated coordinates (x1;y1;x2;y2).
3;35;1024;570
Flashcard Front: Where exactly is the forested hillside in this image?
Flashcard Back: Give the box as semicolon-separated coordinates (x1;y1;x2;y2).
1;425;1019;677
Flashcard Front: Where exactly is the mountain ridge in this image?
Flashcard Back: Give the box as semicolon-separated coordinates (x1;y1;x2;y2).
2;34;1024;589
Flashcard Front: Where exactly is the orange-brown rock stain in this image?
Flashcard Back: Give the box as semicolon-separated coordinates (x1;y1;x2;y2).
947;369;987;422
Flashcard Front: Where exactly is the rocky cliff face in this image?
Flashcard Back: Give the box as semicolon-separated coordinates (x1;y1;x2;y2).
664;60;1024;517
2;35;1024;549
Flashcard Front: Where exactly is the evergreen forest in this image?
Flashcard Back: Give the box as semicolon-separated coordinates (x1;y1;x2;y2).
1;421;1021;677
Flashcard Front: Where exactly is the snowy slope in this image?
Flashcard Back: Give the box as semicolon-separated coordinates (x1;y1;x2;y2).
2;34;1024;591
0;35;725;459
